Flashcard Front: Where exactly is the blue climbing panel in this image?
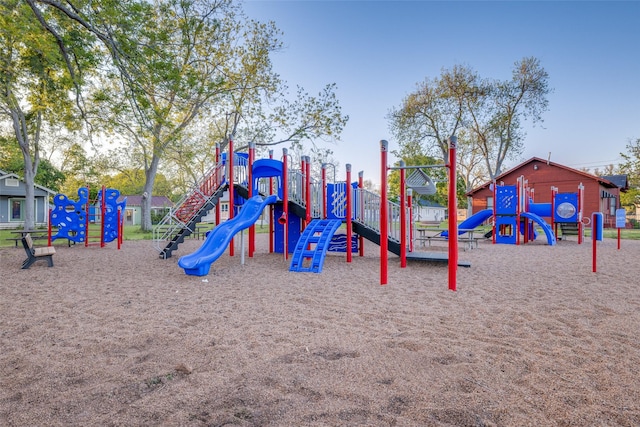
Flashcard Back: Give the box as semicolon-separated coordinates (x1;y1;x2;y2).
289;219;342;273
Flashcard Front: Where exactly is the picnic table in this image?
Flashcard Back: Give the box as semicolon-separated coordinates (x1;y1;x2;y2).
6;229;49;247
414;227;482;251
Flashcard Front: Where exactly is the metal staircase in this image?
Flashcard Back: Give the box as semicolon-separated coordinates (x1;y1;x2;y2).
154;161;227;259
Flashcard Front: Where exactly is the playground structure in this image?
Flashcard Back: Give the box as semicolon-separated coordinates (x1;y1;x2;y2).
450;175;584;246
153;138;463;288
49;186;126;248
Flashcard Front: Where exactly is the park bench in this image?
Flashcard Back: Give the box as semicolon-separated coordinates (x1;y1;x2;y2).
21;233;56;269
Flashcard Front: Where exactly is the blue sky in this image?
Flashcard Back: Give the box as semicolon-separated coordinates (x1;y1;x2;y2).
243;1;640;185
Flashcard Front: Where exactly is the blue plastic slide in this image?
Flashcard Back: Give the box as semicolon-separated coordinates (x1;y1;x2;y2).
441;209;493;237
178;194;278;276
520;212;556;246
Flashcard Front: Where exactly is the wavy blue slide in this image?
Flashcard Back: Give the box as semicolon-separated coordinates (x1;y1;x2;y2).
178;194;278;276
441;209;493;237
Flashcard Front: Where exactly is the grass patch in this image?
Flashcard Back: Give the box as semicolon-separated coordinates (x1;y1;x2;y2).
1;222;638;248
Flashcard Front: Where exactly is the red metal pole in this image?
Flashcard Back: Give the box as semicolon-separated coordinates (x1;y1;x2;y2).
492;181;497;244
269;149;274;253
578;183;584;245
215;143;221;227
380;140;388;286
305;156;312;226
550;186;557;239
101;186;106;247
592;216;597;273
117;208;121;250
85;186;90;247
48;208;52;246
248;142;255;258
358;171;364;257
322;164;327;219
447;136;458;291
228;138;234;256
399;160;407;268
346;164;352;263
408;189;413;253
282;148;289;260
516;177;521;246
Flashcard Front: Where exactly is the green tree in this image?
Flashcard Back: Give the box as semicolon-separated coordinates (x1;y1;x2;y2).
619;138;640;213
24;0;347;231
388;58;551;187
468;57;551;178
0;0;94;228
0;135;65;191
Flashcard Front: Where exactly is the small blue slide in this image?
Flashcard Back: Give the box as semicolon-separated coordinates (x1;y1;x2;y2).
441;209;493;237
178;194;278;276
520;212;556;246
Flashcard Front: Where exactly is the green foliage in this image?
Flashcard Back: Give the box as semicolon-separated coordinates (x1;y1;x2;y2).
388;57;551;185
619;138;640;212
0;136;65;191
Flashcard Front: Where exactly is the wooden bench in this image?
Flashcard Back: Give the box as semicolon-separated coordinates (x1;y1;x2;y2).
21;233;56;269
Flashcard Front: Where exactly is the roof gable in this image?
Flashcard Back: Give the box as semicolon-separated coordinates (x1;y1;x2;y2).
467;157;619;196
0;170;57;194
600;175;629;191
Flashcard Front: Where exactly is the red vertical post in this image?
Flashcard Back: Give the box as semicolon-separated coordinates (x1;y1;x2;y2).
48;208;52;246
618;228;621;250
515;177;521;246
578;183;584;245
358;171;364;257
346;164;352;263
215;143;221;226
248;142;255;258
550;186;557;239
228;138;235;256
101;186;106;247
399;160;407;268
322;164;327;219
282;148;289;260
305;156;312;226
447;136;458;291
408;189;413;253
269;149;274;253
592;212;598;273
85;186;89;247
117;209;122;250
492;182;497;244
380;140;389;286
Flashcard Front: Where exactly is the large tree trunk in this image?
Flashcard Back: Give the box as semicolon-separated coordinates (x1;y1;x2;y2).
22;169;36;230
141;154;161;231
11;108;40;230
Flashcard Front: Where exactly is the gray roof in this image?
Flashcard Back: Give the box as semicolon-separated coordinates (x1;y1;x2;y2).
600;175;629;191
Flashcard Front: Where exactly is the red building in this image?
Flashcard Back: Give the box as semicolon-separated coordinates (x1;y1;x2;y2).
466;157;628;228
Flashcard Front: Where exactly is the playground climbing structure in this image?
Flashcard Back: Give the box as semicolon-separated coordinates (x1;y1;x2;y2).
490;175;583;246
49;186;126;248
153;139;439;277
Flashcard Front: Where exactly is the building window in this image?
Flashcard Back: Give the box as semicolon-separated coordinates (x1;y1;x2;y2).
486;196;494;209
610;197;616;215
221;203;229;213
5;178;19;187
10;199;24;221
